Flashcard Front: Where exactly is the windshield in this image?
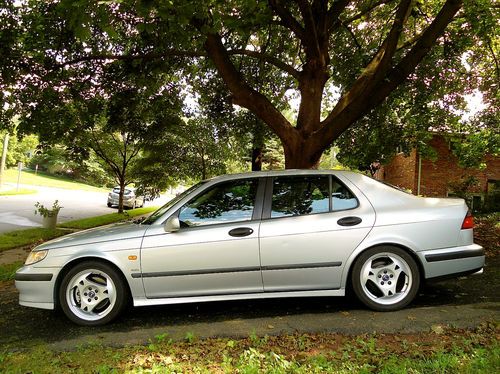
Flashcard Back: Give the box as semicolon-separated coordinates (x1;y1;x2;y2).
141;182;206;225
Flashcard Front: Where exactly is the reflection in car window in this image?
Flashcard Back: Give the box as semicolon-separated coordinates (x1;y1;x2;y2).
271;176;330;218
331;178;358;211
179;179;258;227
141;182;206;225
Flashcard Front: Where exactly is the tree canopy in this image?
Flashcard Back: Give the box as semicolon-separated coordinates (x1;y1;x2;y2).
1;0;498;172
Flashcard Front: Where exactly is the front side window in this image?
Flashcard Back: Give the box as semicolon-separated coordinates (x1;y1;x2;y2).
178;179;258;227
271;176;330;218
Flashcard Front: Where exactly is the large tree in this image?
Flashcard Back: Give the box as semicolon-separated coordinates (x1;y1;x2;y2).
4;0;498;169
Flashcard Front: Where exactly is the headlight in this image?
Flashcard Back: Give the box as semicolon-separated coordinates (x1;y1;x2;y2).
25;250;48;265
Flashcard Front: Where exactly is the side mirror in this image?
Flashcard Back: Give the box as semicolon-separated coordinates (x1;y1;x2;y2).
164;216;180;233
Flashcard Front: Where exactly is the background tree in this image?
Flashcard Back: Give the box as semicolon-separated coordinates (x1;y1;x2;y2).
4;0;499;172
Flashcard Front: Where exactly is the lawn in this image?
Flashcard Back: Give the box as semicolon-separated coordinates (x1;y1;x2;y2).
0;325;498;373
0;188;37;196
0;206;158;252
2;169;107;192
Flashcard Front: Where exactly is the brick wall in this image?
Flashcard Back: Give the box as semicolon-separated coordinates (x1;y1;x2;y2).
376;149;418;193
419;135;500;197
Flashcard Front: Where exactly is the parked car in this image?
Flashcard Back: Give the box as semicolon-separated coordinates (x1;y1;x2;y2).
107;186;144;209
16;170;484;325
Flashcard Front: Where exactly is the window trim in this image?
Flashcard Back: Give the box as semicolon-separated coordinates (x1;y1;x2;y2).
175;177;266;229
262;175;359;220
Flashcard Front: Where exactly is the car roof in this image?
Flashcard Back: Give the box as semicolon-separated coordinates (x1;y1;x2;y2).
203;169;359;183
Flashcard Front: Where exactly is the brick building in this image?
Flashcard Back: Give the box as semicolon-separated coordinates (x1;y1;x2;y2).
375;134;500;211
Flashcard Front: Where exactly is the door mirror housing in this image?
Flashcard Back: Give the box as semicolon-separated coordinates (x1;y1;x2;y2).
164;216;180;233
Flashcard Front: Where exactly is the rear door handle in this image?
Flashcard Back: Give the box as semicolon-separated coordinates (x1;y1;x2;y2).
228;227;254;237
337;216;362;226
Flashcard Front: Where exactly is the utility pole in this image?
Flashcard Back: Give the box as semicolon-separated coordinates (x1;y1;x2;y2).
0;133;9;189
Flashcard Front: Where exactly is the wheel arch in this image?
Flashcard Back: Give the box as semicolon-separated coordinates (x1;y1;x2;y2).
53;256;132;309
343;242;425;290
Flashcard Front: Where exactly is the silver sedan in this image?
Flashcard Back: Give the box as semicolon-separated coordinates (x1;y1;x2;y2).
16;170;484;325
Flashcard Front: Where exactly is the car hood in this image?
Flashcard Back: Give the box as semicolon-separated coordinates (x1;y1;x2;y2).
36;222;148;250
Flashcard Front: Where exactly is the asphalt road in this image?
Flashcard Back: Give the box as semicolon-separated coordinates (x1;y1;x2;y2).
0;255;498;351
0;183;169;234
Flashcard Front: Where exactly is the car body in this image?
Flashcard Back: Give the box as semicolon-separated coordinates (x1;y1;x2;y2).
16;170;485;325
107;186;144;209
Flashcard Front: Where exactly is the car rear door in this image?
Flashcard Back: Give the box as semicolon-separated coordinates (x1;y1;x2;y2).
258;174;376;292
140;178;265;298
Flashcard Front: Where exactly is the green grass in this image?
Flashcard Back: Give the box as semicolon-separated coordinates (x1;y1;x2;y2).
2;169;106;192
0;326;498;373
0;261;23;281
0;228;68;252
58;206;157;230
0;207;157;252
0;188;37;196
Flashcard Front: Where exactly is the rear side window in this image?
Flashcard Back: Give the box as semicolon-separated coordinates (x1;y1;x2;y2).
271;176;330;218
331;179;357;211
270;175;358;218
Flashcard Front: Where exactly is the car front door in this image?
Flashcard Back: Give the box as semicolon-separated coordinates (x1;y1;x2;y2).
259;174;376;292
140;178;264;298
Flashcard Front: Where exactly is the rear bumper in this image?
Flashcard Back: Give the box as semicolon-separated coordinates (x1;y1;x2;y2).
419;244;485;279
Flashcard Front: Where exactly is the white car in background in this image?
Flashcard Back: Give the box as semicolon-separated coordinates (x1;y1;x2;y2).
107;186;144;209
16;170;484;325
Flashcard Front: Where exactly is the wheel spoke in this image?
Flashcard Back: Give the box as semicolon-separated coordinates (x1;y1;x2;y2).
65;267;118;322
358;251;415;307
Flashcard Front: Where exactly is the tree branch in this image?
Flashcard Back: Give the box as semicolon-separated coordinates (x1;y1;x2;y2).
343;0;395;24
322;0;414;126
53;50;205;69
203;32;298;143
227;49;300;79
268;0;306;41
326;0;351;33
316;0;463;149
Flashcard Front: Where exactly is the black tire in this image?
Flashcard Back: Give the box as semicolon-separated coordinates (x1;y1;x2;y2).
107;202;112;207
59;261;128;326
351;246;420;311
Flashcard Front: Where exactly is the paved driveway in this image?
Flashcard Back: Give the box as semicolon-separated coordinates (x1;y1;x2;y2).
0;184;166;234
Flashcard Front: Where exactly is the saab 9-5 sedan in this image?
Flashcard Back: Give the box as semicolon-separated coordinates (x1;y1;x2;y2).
16;170;484;325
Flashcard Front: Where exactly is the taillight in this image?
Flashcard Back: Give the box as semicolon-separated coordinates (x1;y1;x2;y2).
461;210;474;229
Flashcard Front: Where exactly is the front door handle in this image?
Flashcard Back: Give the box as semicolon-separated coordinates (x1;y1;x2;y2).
228;227;254;237
337;216;362;226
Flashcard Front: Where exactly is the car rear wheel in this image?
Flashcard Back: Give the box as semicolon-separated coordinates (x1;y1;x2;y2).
59;261;127;326
352;246;420;311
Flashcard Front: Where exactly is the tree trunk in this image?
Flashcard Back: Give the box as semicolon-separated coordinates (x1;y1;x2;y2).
251;147;263;171
283;140;322;169
118;178;125;214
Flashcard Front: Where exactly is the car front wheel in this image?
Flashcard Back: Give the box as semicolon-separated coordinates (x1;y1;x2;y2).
352;246;420;311
59;261;127;326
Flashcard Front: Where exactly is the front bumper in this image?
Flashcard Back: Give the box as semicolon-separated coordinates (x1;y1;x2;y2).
418;244;485;279
15;266;61;310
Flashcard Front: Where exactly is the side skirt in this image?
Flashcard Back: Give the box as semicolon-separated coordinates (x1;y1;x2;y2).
133;289;345;307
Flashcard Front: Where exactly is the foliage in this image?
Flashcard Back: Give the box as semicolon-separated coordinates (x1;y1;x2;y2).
0;129;38;168
34;200;62;218
2;0;497;169
0;326;498;373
